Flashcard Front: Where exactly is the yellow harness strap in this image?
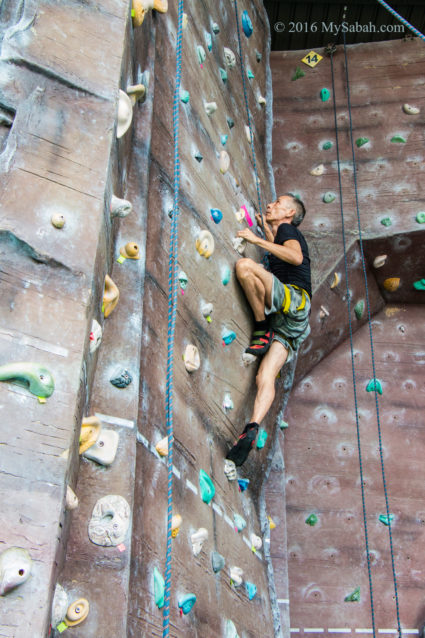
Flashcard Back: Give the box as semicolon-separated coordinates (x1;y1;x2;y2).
281;284;310;314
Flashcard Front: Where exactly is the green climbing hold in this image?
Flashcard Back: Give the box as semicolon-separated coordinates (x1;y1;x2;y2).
391;135;406;143
366;378;383;395
196;45;206;65
323;192;336;204
413;278;425;290
226;117;235;129
194;151;203;163
416;212;425;223
322;141;332;150
204;31;212;51
320;88;330;102
0;362;55;400
354;300;364;320
255;50;262;63
180;89;190;103
247;69;254;80
356;137;369;148
279;420;289;430
199;469;215;504
219;67;228;83
305;513;318;526
225;620;239;638
291;66;305;81
380;217;392;227
222;266;231;285
234;514;246;532
345;587;360;602
256;428;268;449
211;551;225;573
212;22;220;34
178;593;196;615
221;134;228;146
153;567;165;609
379;514;394;526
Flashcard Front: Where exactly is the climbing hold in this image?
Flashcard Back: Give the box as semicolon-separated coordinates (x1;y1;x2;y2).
219;150;230;174
234;514;246;532
51;213;65;229
235;208;245;223
320;88;330;101
196;230;215;258
110;368;132;389
88;495;130;546
379;514;394;526
0;362;55;400
319;306;329;319
354;300;364;320
222;330;237;346
291;66;305;81
178;271;188;293
197;45;206;65
245;125;252;143
247;69;255;80
245;582;257;600
224;47;236;69
219;67;228;83
126;84;146;105
373;254;387;268
330;272;340;288
117;90;133;139
205;101;218;116
155;436;168;457
180;89;190;104
65;598;89;627
210;208;223;224
239;204;253;227
182;13;188;28
310;164;325;176
255;50;262;62
380;217;392;227
212;22;220;34
222;392;234;412
204;31;212;51
220;134;228;146
51;584;68;629
103;274;119;317
132;0;168;26
224;459;237;481
366;378;383;395
83;429;119;466
171;514;182;538
256;428;268;449
211;551;225;573
232;237;246;255
66;486;79;511
322;141;332;150
242;352;256;366
279;420;289;430
391;135;406;143
229;566;244;586
355;137;369;148
183;344;201;372
110;195;132;218
241;10;253;37
305;513;318;526
199;469;215;504
416;212;425;223
153;567;165;608
250;533;262;551
227;117;235;129
323;192;336;203
403;103;420;115
194;150;203;163
238;478;249;491
79;416;101;454
225;620;239;638
178;593;196;615
267;515;276;530
345;587;360;602
0;547;32;596
191;528;208;556
119;242;140;261
222;265;231;285
383;277;400;292
201;301;213;322
413;279;425;290
257;95;266;106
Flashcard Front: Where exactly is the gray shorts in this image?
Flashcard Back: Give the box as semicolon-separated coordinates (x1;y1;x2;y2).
265;275;311;363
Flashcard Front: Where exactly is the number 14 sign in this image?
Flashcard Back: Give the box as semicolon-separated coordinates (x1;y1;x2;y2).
301;51;323;68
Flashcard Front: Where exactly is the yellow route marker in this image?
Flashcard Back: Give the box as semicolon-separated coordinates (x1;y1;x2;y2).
301;51;323;68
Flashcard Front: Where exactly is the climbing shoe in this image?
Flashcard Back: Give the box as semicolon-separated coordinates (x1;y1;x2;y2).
245;323;274;356
226;423;259;466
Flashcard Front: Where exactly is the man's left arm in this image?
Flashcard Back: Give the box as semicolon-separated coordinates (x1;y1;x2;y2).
237;228;303;266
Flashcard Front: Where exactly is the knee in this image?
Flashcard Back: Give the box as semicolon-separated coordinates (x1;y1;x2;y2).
235;258;254;281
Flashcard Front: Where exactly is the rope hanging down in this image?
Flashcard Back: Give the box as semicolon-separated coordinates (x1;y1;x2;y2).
162;0;184;634
377;0;425;42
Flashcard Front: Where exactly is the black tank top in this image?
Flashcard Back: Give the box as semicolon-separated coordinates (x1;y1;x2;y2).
268;223;312;298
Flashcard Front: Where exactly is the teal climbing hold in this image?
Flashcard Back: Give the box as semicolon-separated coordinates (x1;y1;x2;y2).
222;330;236;345
379;514;394;526
197;45;206;64
305;513;318;526
222;266;231;285
279;420;289;430
194;151;203;163
220;134;228;146
291;66;305;81
256;428;268;449
219;67;228;83
320;88;330;102
380;217;392;227
238;478;249;492
245;582;257;600
413;278;425;290
178;593;196;615
212;22;220;34
210;208;223;224
180;89;190;103
241;10;253;37
354;300;364;320
153;567;165;609
204;31;212;51
366;378;383;395
345;587;360;602
226;117;235;129
322;141;332;150
416;212;425;223
356;137;369;148
391;135;406;143
247;69;255;80
0;362;55;400
255;50;262;63
199;469;215;504
225;620;239;638
323;192;336;203
211;551;225;573
234;514;246;532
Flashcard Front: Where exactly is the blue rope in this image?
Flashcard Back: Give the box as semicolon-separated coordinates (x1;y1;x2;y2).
377;0;425;42
342;33;402;636
329;52;377;637
162;0;184;634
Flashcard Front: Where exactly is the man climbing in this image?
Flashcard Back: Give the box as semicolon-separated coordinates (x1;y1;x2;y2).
226;194;312;467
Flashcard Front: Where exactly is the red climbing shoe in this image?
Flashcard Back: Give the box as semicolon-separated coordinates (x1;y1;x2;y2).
226;423;259;466
245;327;274;356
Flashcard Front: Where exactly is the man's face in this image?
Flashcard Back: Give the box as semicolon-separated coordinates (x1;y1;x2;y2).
265;196;294;222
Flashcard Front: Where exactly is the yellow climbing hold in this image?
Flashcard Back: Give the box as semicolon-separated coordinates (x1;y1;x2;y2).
330;272;340;289
267;515;276;530
383;277;400;292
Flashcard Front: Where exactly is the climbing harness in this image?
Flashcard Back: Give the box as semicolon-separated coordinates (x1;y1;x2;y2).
329;33;402;637
377;0;425;41
162;0;184;634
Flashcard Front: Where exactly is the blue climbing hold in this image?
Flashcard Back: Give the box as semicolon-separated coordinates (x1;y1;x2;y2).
220;134;228;146
210;208;223;224
222;330;236;346
238;478;249;492
241;10;253;37
178;593;196;615
366;378;383;395
245;582;257;600
199;469;215;504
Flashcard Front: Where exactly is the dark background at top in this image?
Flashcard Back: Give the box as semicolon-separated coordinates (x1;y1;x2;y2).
263;1;425;50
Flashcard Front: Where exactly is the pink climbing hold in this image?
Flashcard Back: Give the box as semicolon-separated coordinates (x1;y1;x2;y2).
241;205;253;227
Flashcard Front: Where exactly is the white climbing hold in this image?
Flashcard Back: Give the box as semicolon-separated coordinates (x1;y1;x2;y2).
183;344;201;372
191;528;208;556
232;237;246;254
224;459;237;481
222;392;233;412
250;533;262;551
310;164;325;176
319;306;329;319
110;195;132;218
403;103;420;115
219;150;230;174
0;547;32;596
172;514;182;537
229;566;244;586
223;47;236;69
234;208;244;223
257;95;266;106
245;125;252;143
225;619;240;638
66;486;79;511
88;495;130;546
242;352;256;366
200;301;213;322
373;254;387;268
51;584;68;628
83;429;119;466
204;101;218;116
117;89;133;138
182;13;188;28
89;319;102;354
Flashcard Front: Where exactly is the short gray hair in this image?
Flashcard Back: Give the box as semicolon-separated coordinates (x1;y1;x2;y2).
285;193;306;226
